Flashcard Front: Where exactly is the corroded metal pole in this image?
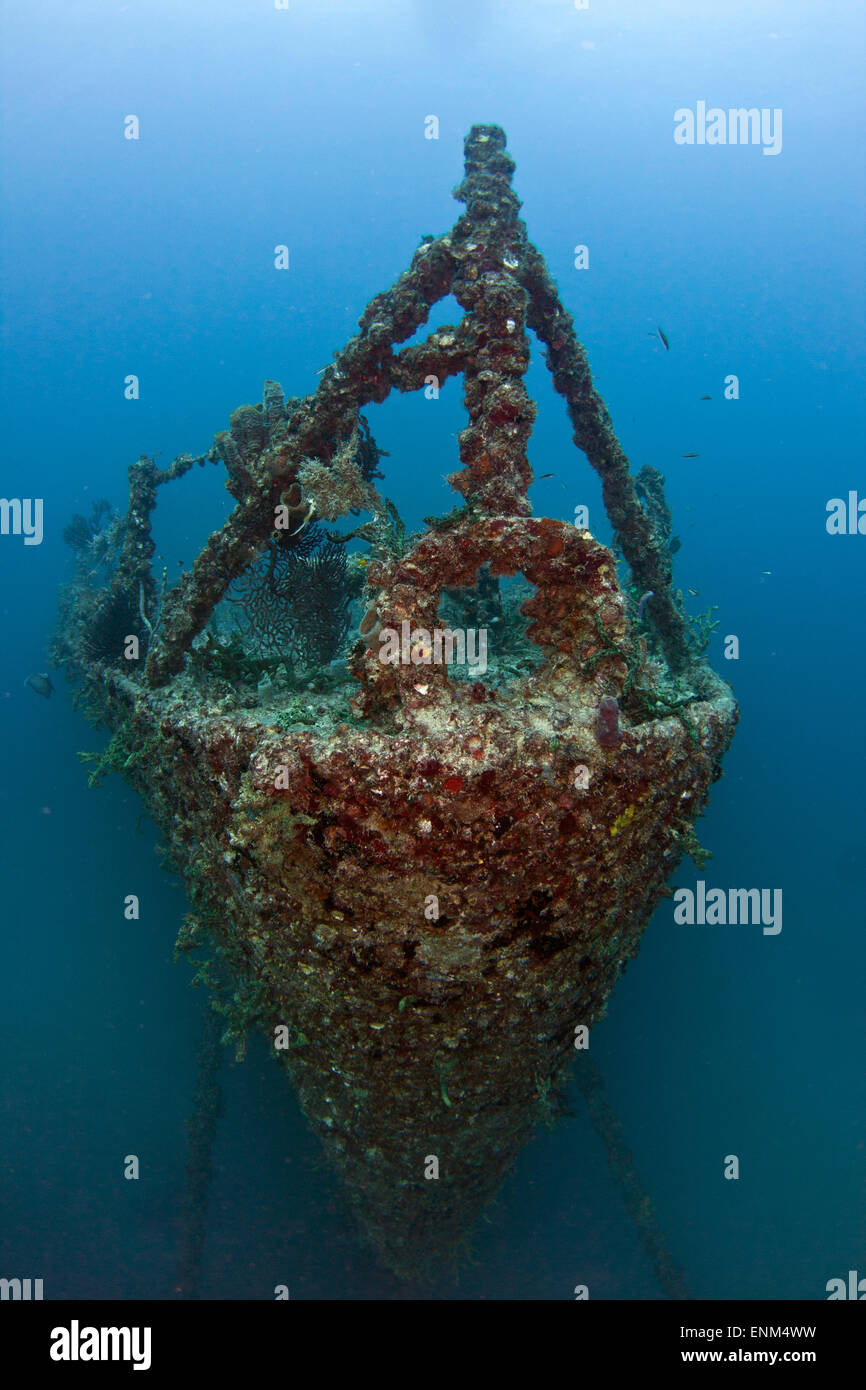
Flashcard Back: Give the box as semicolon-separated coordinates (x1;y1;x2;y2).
521;246;691;670
144;124;689;685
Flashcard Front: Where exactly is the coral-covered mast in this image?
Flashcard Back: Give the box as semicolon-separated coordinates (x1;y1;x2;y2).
144;124;688;686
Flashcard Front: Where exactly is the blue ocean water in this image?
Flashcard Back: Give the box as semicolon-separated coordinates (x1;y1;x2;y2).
1;0;863;1300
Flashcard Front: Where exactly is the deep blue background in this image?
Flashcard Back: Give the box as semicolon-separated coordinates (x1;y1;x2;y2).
1;0;864;1299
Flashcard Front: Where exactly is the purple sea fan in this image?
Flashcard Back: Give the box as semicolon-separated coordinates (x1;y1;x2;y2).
596;695;622;748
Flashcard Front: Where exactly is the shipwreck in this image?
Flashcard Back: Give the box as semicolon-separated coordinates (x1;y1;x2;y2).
54;125;737;1286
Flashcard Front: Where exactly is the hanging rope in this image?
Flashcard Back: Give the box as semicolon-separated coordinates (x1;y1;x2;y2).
176;1003;225;1299
574;1053;692;1300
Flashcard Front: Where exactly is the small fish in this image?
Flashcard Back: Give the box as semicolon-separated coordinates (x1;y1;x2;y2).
681;452;700;459
648;326;670;350
537;472;555;479
761;570;772;576
26;672;54;699
687;587;700;597
699;395;712;401
668;535;682;555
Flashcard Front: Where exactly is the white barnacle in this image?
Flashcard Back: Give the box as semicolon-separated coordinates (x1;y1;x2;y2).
417;818;432;835
506;318;516;334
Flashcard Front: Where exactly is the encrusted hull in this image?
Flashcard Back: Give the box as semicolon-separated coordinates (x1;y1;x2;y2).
104;643;735;1276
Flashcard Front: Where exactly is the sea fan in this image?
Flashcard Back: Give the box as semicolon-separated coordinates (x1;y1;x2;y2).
225;531;354;667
